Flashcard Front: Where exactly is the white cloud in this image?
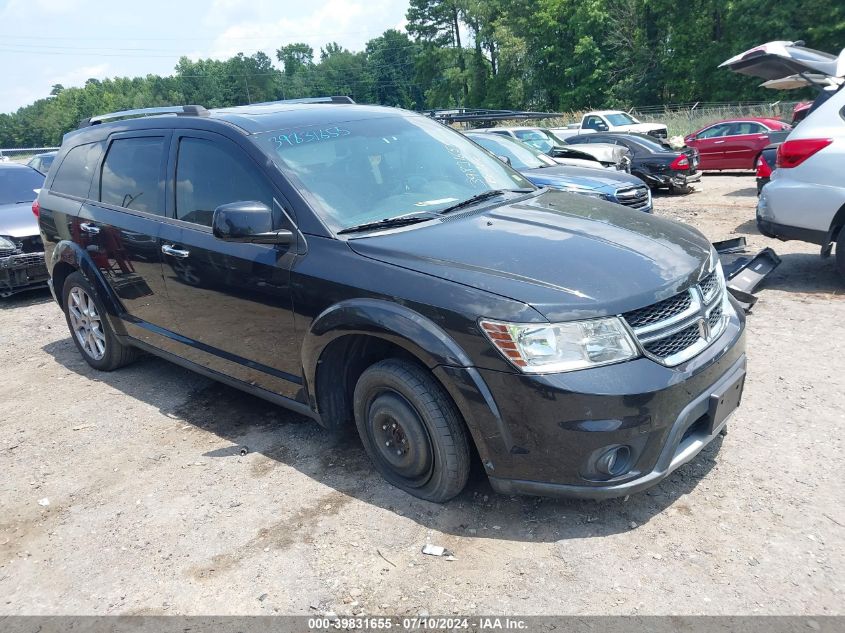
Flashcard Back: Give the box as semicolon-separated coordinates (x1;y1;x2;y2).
204;0;404;61
51;64;111;89
0;0;82;20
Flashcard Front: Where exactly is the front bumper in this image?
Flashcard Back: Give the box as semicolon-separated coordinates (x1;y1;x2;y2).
437;302;746;499
0;251;49;297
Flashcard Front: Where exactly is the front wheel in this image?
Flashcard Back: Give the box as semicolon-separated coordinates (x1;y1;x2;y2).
353;359;470;502
62;271;138;371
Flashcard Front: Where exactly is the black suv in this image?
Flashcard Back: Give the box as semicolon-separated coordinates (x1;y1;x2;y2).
37;99;746;502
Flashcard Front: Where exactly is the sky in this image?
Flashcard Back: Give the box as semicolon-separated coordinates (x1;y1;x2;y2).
0;0;410;114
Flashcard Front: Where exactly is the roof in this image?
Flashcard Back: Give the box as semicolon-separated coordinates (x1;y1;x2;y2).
209;102;406;134
585;110;626;116
694;117;787;131
0;162;38;171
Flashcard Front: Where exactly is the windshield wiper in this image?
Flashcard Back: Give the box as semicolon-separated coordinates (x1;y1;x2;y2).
437;188;534;216
337;212;437;235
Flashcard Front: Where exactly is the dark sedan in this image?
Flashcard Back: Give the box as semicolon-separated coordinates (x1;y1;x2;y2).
756;143;778;195
466;132;652;212
567;132;701;194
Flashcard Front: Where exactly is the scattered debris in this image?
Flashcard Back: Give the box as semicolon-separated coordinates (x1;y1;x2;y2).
258;593;268;602
376;549;397;567
421;544;454;557
239;447;249;456
37;498;49;507
71;424;96;431
628;521;638;529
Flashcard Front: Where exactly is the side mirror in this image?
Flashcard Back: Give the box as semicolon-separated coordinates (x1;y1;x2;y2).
597;123;609;132
212;201;294;245
495;154;512;166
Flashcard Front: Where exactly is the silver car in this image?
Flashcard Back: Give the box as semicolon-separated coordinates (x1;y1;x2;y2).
722;41;845;277
0;164;48;297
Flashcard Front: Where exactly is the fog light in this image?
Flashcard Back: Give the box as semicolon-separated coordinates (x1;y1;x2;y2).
596;445;631;476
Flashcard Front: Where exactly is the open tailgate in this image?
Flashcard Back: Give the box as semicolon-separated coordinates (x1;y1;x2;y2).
719;41;845;81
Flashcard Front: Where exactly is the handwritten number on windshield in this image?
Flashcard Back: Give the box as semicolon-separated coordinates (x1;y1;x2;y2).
270;126;350;149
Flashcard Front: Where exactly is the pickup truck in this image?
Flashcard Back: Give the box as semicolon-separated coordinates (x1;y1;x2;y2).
554;111;668;139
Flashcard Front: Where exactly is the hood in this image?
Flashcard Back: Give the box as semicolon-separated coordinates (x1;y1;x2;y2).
618;123;667;133
347;190;712;321
522;165;644;193
0;202;40;238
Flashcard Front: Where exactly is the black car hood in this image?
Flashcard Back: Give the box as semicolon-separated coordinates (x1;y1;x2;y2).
522;165;645;193
348;190;713;321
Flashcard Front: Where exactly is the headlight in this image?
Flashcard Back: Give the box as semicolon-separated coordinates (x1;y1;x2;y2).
480;317;639;373
0;236;16;250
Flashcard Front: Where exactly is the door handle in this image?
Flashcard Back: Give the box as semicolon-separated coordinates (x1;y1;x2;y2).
79;222;101;235
161;244;190;258
714;140;726;144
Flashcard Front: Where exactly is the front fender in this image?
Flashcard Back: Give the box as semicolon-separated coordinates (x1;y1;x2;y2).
50;240;125;324
302;298;474;390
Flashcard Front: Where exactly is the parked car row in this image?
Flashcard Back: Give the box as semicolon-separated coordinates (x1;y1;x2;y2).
28;99;745;503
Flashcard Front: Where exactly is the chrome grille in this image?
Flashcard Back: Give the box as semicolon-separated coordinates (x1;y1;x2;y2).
644;323;701;358
624;291;692;329
614;186;650;210
699;270;720;303
0;246;16;258
622;270;728;366
0;252;45;269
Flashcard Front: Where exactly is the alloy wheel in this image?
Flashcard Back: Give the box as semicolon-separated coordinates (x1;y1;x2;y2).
67;286;106;360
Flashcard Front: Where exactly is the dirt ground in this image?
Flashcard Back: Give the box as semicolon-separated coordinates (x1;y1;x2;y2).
1;173;843;616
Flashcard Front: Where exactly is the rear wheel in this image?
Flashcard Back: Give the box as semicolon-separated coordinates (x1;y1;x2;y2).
670;182;692;195
353;359;470;502
62;272;138;371
836;229;845;279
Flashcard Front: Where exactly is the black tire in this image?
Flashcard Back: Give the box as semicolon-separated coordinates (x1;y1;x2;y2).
353;359;470;502
62;271;138;371
836;229;845;280
670;183;692;195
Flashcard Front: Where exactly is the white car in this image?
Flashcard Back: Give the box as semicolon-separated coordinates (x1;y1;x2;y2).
476;126;631;171
577;111;668;138
721;41;845;276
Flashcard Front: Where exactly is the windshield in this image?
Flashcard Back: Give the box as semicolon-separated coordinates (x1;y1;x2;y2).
468;134;555;170
512;129;555;153
256;115;532;231
605;113;639;126
0;168;44;205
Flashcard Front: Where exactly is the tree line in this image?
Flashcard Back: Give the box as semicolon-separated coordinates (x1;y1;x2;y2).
1;0;842;147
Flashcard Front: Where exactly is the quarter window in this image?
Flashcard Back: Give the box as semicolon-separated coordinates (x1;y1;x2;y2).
100;137;165;214
52;142;104;199
175;138;274;228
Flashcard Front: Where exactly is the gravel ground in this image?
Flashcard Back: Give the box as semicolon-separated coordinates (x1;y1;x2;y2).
1;174;843;616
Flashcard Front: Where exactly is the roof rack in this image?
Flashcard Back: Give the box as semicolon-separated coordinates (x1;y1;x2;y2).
424;108;565;124
249;96;356;106
78;105;209;129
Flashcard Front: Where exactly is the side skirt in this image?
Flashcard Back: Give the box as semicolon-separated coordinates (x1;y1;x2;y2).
129;338;321;422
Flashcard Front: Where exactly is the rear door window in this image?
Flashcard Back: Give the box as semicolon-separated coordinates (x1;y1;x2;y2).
175;137;274;228
100;137;166;214
732;122;766;135
51;142;104;199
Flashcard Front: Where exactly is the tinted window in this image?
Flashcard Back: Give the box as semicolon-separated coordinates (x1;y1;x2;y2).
697;124;732;139
100;137;165;213
0;167;44;205
52;143;103;198
732;122;765;135
176;137;273;227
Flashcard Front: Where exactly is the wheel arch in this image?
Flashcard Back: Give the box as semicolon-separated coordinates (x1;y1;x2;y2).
826;202;845;245
302;299;474;431
49;240;123;317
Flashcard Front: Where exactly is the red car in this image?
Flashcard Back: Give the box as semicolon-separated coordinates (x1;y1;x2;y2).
684;118;791;170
